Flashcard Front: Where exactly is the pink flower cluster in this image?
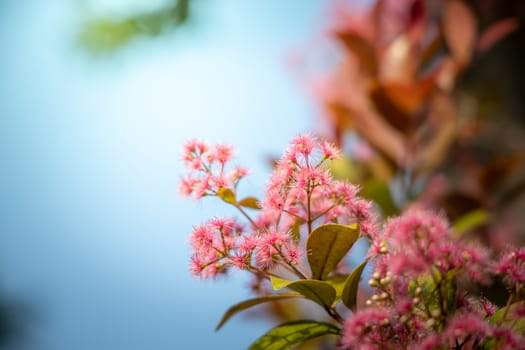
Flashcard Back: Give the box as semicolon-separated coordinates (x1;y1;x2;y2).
189;217;303;278
183;134;376;279
181;135;525;349
260;134;378;237
341;210;524;350
371;210;491;282
179;139;248;199
495;247;525;287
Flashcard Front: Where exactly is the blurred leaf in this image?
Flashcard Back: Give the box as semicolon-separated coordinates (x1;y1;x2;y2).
443;190;480;216
335;32;377;76
217;187;236;204
361;179;399;216
481;302;525;349
238;197;261;210
327;156;359;182
270;277;336;308
341;261;367;311
477;18;519;53
307;224;359;280
380;34;417;84
78;0;191;54
216;294;300;331
413;93;457;172
489;301;525;332
443;0;477;66
370;85;415;133
452;209;490;235
420;34;444;68
479;154;523;192
248;320;340;350
337;104;406;166
406;0;425;43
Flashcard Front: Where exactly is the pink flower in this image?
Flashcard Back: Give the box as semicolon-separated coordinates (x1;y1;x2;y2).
444;313;493;346
210;143;234;164
290;134;315;156
495;246;525;286
179;140;249;201
179;176;196;197
183;139;208;157
283;245;303;265
341;307;393;349
321;140;341;159
187;217;251;279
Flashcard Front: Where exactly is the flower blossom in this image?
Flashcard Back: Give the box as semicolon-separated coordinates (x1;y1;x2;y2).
179;140;248;199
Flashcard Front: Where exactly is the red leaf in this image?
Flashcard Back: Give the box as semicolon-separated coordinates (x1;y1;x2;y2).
477;18;519;53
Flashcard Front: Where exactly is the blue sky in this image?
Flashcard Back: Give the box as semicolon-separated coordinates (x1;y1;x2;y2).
0;1;327;349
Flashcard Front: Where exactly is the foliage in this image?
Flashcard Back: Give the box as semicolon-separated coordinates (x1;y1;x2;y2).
173;0;525;348
180;135;525;349
78;0;192;54
307;0;524;251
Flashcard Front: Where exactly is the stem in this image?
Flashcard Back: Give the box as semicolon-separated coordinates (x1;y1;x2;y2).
246;265;281;279
234;204;261;231
499;283;517;324
306;180;313;235
325;307;345;324
274;245;307;279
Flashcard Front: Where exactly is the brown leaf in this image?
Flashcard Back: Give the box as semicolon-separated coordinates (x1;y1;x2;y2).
370;84;415;134
347;105;407;167
479;154;524;192
336;32;378;77
413;92;457;173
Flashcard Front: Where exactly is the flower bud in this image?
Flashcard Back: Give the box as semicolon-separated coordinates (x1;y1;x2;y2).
430;309;441;318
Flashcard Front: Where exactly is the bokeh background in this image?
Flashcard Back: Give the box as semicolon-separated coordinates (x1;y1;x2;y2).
0;0;328;349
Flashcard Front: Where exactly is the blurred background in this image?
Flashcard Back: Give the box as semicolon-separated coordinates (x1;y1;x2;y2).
0;0;327;349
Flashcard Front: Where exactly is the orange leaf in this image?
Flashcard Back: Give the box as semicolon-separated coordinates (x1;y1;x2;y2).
443;0;477;66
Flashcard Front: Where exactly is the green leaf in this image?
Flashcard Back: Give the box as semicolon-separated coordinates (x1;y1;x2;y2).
307;224;360;280
342;261;367;311
217;187;236;204
216;294;300;331
326;274;349;306
270;276;336;308
452;209;490;235
326;274;348;297
490;301;525;332
238;196;261;209
78;0;191;54
479;302;525;350
327;156;359;182
361;179;399;217
248;320;340;350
